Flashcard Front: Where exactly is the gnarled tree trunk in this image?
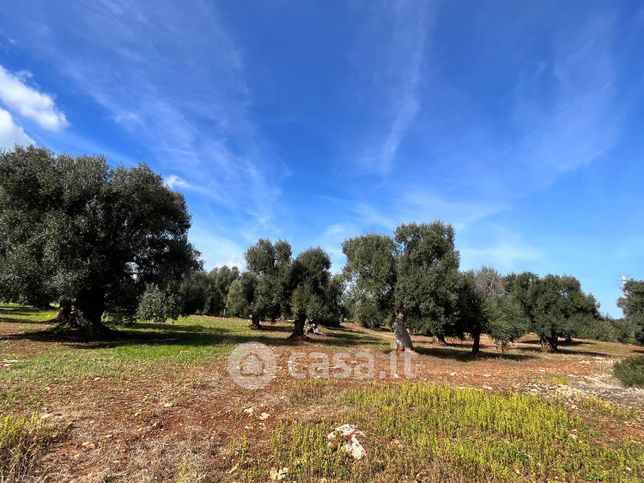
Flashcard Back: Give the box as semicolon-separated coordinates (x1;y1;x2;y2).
250;314;262;330
393;312;414;351
540;333;558;352
56;288;112;338
288;314;309;341
471;332;481;356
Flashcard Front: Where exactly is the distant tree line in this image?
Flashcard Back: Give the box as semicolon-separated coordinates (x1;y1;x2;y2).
169;239;343;339
1;147;642;349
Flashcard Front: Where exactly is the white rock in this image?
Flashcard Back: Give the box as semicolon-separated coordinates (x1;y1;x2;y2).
343;435;366;460
269;467;289;481
327;424;366;460
327;424;357;440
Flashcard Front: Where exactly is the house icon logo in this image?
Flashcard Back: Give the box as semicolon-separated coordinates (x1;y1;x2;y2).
228;342;277;389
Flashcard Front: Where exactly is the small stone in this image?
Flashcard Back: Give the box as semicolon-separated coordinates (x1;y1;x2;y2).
269;467;289;481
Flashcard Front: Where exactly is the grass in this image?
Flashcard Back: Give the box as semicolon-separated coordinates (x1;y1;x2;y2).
0;312;389;383
550;375;571;385
2;305;643;481
0;315;289;383
238;384;643;482
0;305;57;324
0;414;59;482
613;355;644;387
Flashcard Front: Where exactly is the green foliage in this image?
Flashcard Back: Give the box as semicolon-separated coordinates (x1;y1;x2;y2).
0;146;199;331
342;234;396;328
394;222;461;336
456;270;486;337
245;239;293;322
487;295;530;349
178;271;215;315
226;272;258;318
240;384;642;482
508;272;599;350
291;247;341;325
177;267;240;316
613;355;644;387
208;265;240;315
618;280;644;344
136;284;179;323
458;269;528;352
342;223;460;336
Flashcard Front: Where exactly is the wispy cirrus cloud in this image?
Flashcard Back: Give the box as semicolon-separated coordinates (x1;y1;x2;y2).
0;65;68;130
503;13;621;191
353;0;438;175
460;238;543;273
4;0;288;268
13;0;285;229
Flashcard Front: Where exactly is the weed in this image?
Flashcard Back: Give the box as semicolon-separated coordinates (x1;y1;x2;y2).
550;375;571;386
0;414;58;482
613;355;644;387
238;383;643;482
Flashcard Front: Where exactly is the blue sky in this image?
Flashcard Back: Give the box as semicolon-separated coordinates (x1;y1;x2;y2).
1;0;643;317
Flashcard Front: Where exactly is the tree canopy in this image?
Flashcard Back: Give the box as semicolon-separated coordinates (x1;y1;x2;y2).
0;146;199;336
343;222;460;350
508;272;598;351
290;247;340;338
618;279;644;344
245;239;293;329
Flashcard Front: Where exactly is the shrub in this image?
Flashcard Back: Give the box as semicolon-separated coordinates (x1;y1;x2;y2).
613;355;644;387
136;284;179;323
0;414;57;481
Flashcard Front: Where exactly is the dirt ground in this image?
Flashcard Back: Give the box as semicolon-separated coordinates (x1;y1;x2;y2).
1;318;642;482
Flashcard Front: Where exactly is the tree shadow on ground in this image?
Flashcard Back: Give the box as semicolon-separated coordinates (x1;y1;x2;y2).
522;338;587;347
0;317;55;325
414;345;536;362
517;344;611;358
0;321;389;351
318;331;388;348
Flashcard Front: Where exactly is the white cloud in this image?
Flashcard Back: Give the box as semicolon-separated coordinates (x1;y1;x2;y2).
0;65;68;130
460;239;543;272
165;174;191;190
356;0;438;175
17;1;285;234
0;107;34;149
189;224;246;271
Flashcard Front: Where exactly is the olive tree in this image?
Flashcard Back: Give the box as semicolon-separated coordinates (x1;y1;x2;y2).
342;234;396;330
509;273;598;352
226;272;258;320
0;146;199;337
289;247;339;338
136;284;179;323
343;222;460;351
618;279;644;344
245;239;292;329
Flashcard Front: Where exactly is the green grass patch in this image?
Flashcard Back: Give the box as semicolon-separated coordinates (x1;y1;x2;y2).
550;375;571;386
238;383;643;482
613;355;644;387
0;414;59;481
0;316;253;382
0;304;57;324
